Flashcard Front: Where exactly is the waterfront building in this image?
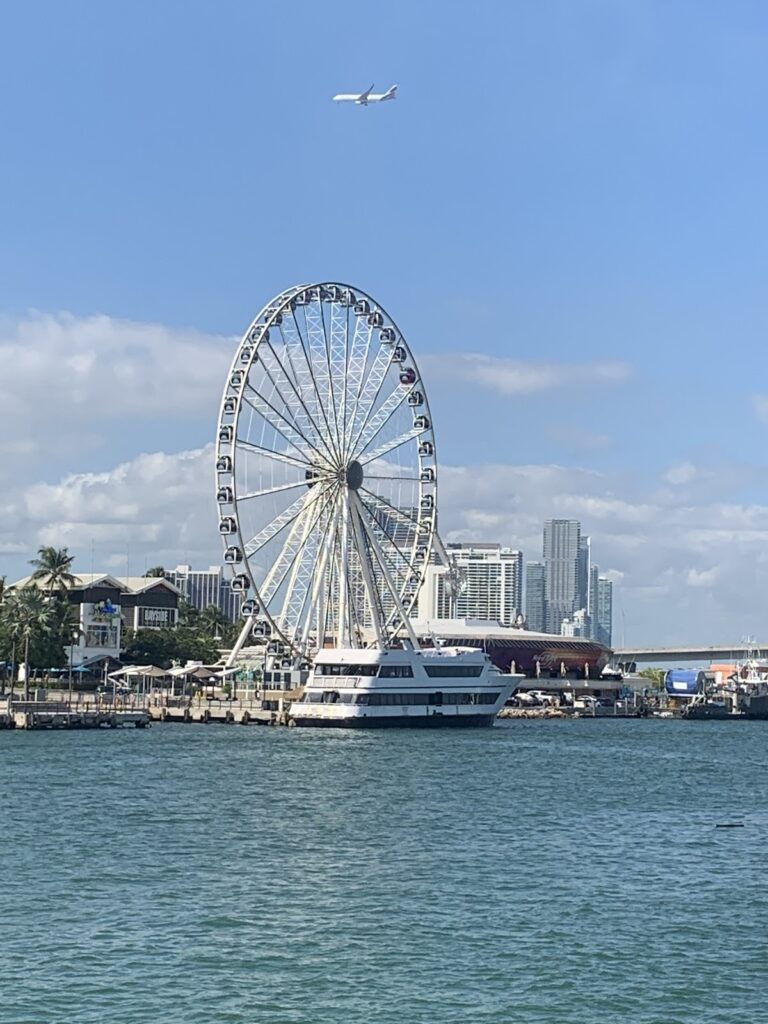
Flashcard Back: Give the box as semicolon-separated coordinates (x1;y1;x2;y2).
7;573;183;670
165;564;240;622
525;561;546;632
416;546;523;626
561;608;590;638
594;576;613;647
543;519;581;634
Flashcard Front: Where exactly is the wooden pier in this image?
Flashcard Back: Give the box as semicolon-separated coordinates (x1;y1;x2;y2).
0;698;150;730
146;694;299;726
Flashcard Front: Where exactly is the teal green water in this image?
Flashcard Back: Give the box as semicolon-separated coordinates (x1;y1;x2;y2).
2;720;767;1023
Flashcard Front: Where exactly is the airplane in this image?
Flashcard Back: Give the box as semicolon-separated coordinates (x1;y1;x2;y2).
332;84;398;105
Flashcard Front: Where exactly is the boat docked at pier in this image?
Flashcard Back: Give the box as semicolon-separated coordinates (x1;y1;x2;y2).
289;645;519;728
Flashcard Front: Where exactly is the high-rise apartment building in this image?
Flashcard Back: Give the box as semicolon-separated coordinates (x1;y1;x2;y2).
542;519;581;634
165;565;240;622
594;576;613;646
525;561;546;632
577;535;591;611
417;545;523;625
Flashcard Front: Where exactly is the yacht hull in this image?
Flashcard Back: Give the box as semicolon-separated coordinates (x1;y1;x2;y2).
290;712;499;728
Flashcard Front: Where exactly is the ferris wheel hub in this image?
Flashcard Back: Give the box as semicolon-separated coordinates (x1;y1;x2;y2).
345;460;364;490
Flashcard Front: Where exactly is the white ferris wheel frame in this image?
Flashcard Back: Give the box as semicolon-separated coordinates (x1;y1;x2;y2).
215;282;438;663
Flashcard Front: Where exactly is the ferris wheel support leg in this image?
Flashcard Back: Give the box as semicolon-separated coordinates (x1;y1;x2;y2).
337;492;351;648
349;500;385;649
300;507;337;651
351;492;421;651
224;617;256;671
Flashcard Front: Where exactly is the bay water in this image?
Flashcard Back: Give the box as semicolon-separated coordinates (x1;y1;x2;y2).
1;719;766;1023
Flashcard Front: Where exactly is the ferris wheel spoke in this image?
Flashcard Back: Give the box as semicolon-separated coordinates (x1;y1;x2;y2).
236;439;316;472
349;380;418;460
317;298;344;459
359;485;424;533
259;331;339;464
342;314;375;454
277;500;325;636
293;304;343;464
358;493;423;577
244;491;316;557
277;315;341;464
365;474;421;482
238;479;312;502
251;344;337;465
299;499;339;649
357;513;409;597
339;301;352;461
350;492;420;647
242;386;331;467
261;482;340;609
358;426;428;467
344;343;397;460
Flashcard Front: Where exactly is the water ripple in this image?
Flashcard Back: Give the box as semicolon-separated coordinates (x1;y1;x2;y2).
1;720;766;1022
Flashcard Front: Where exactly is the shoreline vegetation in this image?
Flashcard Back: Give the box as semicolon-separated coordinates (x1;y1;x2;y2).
0;549;242;697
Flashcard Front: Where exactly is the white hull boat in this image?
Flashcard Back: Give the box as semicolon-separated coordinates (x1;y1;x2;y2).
289;646;520;728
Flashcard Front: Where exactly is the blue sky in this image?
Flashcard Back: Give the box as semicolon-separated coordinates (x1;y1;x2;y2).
2;0;768;643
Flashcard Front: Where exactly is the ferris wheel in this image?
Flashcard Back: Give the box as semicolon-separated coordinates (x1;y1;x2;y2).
215;282;438;661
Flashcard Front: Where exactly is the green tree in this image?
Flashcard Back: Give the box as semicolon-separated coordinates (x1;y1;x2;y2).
28;546;76;595
198;604;228;639
143;566;166;578
177;599;200;628
5;587;54;699
122;626;219;669
638;668;665;687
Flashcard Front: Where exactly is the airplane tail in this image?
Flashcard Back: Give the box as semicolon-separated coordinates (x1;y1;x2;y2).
383;84;398;100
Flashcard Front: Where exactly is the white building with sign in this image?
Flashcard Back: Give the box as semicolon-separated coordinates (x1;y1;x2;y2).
8;572;183;670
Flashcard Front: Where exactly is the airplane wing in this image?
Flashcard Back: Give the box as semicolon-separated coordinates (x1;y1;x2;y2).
359;83;374;102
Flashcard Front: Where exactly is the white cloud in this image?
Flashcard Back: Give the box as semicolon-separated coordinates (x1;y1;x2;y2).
423;352;632;397
18;446;218;574
664;462;697;485
686;567;719;587
0;311;234;437
753;394;768;424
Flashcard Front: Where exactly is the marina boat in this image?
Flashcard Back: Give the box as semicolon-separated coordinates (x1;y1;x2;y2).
289;645;520;728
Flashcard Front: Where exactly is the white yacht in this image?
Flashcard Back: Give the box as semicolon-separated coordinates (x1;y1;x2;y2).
289;646;520;728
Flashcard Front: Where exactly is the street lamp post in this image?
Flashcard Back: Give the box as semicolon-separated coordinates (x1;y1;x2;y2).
67;631;74;708
24;633;30;701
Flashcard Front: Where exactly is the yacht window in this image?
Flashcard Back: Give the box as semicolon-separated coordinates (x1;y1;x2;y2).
317;663;377;676
423;665;483;678
378;665;414;678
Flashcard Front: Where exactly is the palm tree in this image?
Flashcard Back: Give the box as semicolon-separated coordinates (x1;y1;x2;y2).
199;604;228;639
6;587;54;700
144;566;166;578
29;546;77;595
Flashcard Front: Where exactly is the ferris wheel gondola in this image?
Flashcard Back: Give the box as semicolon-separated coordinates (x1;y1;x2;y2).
215;283;438;661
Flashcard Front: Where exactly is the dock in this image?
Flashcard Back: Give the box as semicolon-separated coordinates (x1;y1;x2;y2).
146;693;299;726
0;698;150;730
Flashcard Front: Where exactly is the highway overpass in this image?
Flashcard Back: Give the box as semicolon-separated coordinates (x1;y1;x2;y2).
614;643;766;666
